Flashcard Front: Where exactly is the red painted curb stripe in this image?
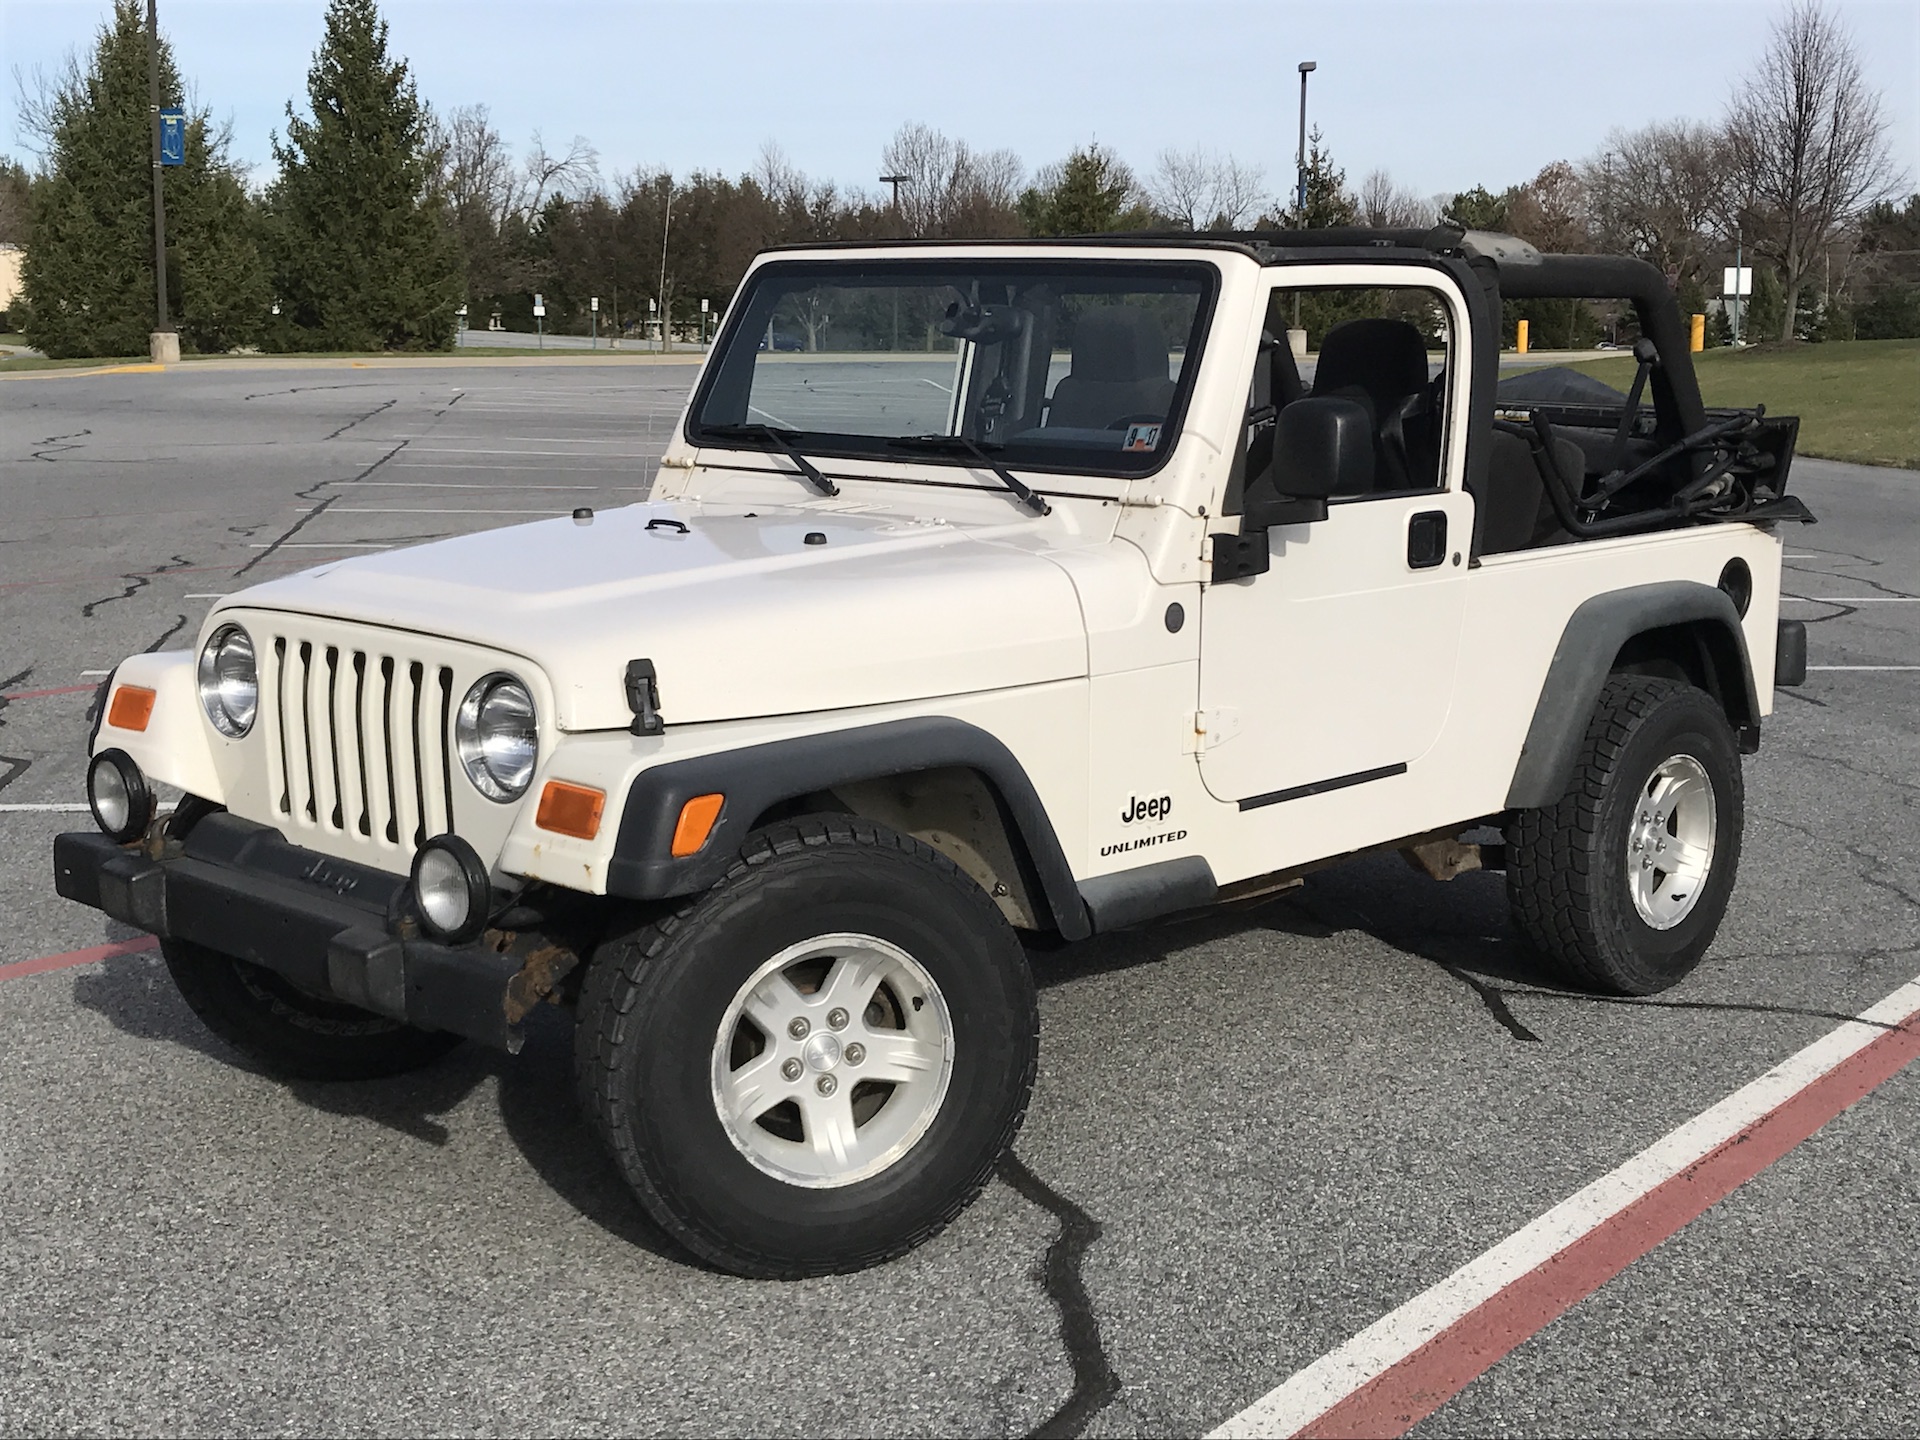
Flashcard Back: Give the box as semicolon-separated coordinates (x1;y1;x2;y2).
1301;1007;1920;1439
0;935;159;983
1;684;100;700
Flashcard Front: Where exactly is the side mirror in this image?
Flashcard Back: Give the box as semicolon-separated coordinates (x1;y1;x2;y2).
1268;395;1374;501
1214;396;1373;582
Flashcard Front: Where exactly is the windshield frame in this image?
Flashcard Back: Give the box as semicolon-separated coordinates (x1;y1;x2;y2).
684;255;1223;483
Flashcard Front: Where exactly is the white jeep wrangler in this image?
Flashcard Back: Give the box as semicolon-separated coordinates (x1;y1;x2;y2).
57;227;1813;1277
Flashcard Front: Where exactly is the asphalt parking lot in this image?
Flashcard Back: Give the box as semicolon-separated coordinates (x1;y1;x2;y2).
2;359;1916;1437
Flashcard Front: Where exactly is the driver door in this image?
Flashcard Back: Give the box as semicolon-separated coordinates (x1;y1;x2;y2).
1196;276;1472;811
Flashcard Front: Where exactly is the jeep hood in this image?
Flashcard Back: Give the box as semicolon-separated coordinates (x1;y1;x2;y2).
224;502;1089;731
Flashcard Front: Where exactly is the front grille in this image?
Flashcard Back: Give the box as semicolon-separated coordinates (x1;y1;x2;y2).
265;635;456;854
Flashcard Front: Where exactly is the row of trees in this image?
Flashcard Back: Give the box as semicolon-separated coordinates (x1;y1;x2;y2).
3;0;1909;355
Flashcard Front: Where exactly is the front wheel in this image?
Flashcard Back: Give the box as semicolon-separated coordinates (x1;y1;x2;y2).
574;816;1038;1278
1507;676;1744;995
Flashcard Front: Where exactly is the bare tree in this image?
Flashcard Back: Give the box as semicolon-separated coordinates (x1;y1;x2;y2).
1147;147;1267;229
517;129;599;217
1726;1;1901;340
1506;161;1590;252
1356;169;1435;229
879;122;1023;238
1585;121;1727;286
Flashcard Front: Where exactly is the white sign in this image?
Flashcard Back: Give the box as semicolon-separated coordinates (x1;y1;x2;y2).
591;296;599;312
1722;267;1753;297
700;298;709;313
532;303;545;318
649;298;658;313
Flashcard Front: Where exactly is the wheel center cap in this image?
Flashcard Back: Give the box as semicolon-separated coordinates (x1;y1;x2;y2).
802;1032;842;1072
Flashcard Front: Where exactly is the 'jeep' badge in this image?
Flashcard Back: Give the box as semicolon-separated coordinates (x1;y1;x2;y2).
1121;794;1171;824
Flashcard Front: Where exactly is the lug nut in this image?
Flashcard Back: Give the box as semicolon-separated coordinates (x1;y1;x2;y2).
816;1074;837;1096
781;1057;803;1081
826;1007;849;1031
787;1017;809;1040
844;1042;865;1065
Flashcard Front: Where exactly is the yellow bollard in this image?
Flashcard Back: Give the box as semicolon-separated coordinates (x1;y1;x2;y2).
1516;319;1529;355
1690;313;1705;352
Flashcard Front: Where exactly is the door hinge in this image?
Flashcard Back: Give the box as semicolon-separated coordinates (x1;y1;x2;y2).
1192;707;1241;751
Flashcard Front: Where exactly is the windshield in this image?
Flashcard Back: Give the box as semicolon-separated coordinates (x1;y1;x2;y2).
688;258;1218;479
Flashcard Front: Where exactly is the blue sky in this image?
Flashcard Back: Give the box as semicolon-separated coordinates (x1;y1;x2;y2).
3;0;1916;205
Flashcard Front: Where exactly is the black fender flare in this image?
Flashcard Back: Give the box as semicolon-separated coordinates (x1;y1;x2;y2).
605;716;1092;940
1505;580;1760;810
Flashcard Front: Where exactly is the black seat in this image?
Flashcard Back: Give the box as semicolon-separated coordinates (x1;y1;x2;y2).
1311;318;1437;492
1475;429;1582;554
1047;307;1177;430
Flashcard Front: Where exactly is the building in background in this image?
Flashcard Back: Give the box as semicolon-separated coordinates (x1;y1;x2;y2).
0;244;22;330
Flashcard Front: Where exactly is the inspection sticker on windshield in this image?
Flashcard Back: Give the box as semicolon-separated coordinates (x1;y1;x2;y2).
1122;422;1162;452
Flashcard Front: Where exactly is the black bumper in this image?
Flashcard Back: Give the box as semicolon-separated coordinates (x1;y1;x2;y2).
53;813;530;1051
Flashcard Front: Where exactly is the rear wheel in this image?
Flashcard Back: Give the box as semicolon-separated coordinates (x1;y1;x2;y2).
163;938;461;1080
1507;676;1744;995
574;816;1038;1278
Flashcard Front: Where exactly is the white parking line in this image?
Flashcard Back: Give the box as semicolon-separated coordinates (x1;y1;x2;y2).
183;593;227;599
1782;596;1920;603
79;670;112;677
1807;665;1920;671
1210;976;1920;1438
0;803;91;813
327;507;565;515
246;542;394;549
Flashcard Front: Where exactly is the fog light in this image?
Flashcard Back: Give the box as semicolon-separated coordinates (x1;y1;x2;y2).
409;834;491;944
89;748;155;843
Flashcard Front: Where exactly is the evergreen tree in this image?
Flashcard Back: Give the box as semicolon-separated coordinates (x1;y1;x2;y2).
268;0;461;350
1742;266;1785;343
1019;144;1148;236
16;1;266;358
1286;129;1358;229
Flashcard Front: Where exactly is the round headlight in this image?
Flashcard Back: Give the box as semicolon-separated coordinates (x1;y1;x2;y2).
410;834;492;943
197;624;257;738
456;674;537;802
89;749;155;843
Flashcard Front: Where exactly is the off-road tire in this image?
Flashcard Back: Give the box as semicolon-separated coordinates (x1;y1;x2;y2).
1508;676;1744;995
573;815;1039;1279
163;938;463;1080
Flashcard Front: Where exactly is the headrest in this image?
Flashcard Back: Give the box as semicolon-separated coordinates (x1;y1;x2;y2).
1313;318;1431;412
1070;307;1171;384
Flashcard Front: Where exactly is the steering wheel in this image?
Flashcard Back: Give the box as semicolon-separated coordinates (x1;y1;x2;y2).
1105;413;1166;430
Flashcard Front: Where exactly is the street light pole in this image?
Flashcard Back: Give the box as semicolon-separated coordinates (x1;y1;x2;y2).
147;0;174;361
1294;60;1317;216
880;174;909;349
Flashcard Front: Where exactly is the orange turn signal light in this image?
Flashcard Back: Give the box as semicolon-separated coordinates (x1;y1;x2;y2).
670;793;725;857
107;685;157;732
535;780;605;840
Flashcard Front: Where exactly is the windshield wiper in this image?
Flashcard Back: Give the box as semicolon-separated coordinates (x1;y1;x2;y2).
700;423;839;497
886;435;1051;516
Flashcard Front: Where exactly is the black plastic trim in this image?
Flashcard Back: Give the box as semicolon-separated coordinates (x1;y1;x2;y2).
606;717;1092;940
1079;856;1217;932
1238;762;1409;811
1506;581;1761;809
52;816;527;1051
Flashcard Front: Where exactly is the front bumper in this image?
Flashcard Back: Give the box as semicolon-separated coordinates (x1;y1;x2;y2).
54;814;534;1051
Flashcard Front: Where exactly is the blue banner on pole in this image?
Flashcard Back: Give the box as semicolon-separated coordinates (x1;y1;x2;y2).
159;109;186;166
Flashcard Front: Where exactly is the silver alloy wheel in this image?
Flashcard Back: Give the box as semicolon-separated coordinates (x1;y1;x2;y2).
710;933;955;1188
1626;753;1718;930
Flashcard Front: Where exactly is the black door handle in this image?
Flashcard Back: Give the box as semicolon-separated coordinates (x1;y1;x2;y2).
1407;510;1447;569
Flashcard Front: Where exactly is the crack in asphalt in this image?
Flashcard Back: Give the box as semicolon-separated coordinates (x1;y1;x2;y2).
241;382;384;402
997;1151;1121;1440
1763;812;1920;917
321;397;397;443
79;555;193;619
28;428;90;461
1438;961;1542;1041
0;665;34;797
232;441;410;578
144;615;188;653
